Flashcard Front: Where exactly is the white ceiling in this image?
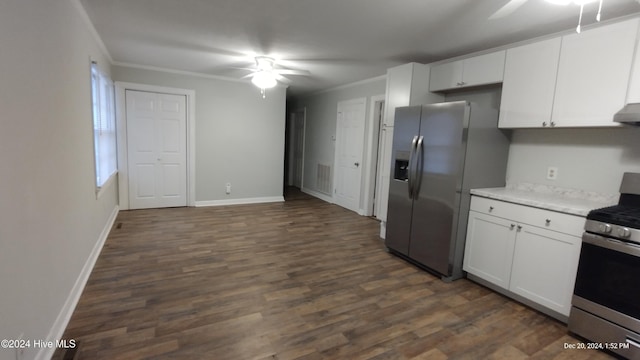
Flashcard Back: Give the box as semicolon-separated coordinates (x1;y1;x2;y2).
80;0;640;97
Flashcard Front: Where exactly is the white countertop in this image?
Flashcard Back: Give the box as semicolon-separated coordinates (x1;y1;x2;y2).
470;183;619;217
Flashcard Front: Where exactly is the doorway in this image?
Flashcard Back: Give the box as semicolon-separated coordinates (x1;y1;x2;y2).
116;82;196;210
288;108;306;189
365;95;386;217
334;98;367;213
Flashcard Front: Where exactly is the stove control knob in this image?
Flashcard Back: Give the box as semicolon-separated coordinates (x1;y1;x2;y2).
599;224;612;233
618;227;631;238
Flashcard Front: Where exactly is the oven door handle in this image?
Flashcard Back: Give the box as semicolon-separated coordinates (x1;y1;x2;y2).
582;232;640;257
627;337;640;349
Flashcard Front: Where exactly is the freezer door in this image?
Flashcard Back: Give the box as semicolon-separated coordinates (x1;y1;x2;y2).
409;102;468;275
385;106;422;255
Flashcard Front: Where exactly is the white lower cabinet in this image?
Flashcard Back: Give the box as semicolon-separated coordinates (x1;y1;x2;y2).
464;212;516;289
463;196;583;319
509;225;581;316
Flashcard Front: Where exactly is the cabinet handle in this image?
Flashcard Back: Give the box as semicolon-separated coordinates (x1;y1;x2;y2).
550;122;556;127
510;224;515;230
545;219;551;226
542;122;547;127
489;206;494;212
517;225;522;231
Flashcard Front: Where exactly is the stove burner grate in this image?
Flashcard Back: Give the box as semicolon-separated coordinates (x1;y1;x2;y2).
587;205;640;229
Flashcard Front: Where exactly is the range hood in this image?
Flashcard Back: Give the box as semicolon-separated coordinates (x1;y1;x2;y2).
614;103;640;125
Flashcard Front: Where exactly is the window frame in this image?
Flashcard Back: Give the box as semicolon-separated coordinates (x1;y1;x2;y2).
91;62;117;198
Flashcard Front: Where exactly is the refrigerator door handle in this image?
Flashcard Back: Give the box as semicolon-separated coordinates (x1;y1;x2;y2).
413;135;424;200
407;135;418;199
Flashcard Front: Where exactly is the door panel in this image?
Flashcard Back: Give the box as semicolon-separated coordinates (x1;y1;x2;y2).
409;102;467;275
463;211;516;288
385;106;421;255
127;90;187;209
135;165;156;198
334;99;366;213
510;226;581;316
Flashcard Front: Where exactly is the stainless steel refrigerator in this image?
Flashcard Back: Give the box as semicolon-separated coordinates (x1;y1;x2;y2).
385;101;510;281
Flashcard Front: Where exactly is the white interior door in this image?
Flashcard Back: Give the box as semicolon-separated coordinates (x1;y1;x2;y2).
126;90;187;209
334;98;366;213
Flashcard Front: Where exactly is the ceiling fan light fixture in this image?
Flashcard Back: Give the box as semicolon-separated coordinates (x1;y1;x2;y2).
251;71;277;89
255;56;275;71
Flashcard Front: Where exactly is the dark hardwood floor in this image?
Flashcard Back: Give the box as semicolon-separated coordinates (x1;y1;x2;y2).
55;190;613;359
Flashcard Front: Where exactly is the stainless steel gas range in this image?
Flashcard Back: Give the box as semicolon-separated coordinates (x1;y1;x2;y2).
569;172;640;359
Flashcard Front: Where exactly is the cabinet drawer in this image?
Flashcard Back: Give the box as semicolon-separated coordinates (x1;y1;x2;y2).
470;196;586;236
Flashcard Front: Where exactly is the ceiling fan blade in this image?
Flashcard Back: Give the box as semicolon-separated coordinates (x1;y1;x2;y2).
489;0;529;20
274;69;311;76
274;74;292;84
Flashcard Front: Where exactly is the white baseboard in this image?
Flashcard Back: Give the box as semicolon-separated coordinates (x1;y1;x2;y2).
195;196;284;207
37;205;119;360
301;187;333;204
379;221;386;239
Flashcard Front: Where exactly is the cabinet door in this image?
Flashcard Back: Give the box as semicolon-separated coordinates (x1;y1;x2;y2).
384;65;415;127
429;61;463;92
462;51;505;88
499;38;561;128
509;225;582;316
552;19;639;127
463;211;516;289
384;63;443;127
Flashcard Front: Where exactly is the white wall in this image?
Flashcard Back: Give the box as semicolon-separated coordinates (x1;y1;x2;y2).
0;1;118;359
506;127;640;194
443;86;640;195
112;66;287;204
289;77;387;204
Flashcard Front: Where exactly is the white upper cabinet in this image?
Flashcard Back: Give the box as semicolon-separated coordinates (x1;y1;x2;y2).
499;38;561;128
429;51;506;92
429;61;464;91
551;19;639;127
464;51;507;88
383;63;443;127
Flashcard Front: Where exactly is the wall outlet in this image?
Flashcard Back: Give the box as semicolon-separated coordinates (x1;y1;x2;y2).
547;167;558;180
225;183;231;194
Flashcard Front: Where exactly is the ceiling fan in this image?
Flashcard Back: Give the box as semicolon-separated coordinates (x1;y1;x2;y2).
240;56;311;98
490;0;606;33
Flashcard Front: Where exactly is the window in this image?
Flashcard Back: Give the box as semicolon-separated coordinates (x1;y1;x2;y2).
91;62;117;191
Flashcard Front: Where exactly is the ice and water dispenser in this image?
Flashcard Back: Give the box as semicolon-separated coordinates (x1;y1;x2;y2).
394;151;410;181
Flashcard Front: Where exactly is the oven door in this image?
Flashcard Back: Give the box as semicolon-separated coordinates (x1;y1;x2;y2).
573;232;640;333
